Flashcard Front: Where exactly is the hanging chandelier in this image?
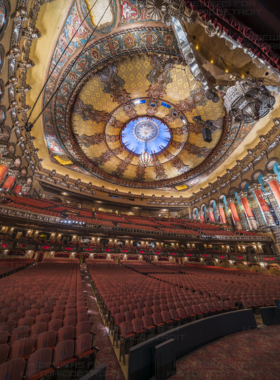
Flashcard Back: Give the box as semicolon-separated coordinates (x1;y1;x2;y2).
139;151;152;167
139;141;152;167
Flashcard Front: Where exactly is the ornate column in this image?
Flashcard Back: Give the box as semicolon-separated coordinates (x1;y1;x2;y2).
251;183;275;226
199;211;205;222
238;192;258;230
0;146;9;157
2;168;20;191
14;179;25;194
0;157;13;185
218;203;227;224
228;198;242;230
263;173;280;207
208;207;215;222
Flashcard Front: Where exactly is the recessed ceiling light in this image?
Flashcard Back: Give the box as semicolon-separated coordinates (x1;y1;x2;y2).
61;192;68;196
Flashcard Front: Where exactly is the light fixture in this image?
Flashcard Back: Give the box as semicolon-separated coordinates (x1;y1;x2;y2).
139;142;152;167
61;192;68;196
210;60;214;64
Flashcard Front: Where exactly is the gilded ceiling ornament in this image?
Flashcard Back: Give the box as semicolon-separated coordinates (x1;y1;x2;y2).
172;157;189;174
73;98;109;123
139;30;159;46
112;153;134;178
152;155;167;180
106;135;119;143
93;151;113;166
146;0;163;21
76;134;105;148
97;63;131;104
172;126;188;136
224;79;275;123
147;55;173;98
124;33;136;48
185;142;212;158
108;117;122;129
135;165;146;181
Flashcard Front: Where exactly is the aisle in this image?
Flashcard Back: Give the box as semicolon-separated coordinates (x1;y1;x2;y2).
80;264;126;380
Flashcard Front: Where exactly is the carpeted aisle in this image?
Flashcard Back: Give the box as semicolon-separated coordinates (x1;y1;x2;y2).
80;264;126;380
170;325;280;380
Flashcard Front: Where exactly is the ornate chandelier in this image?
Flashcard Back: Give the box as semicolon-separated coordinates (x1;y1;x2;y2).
224;79;275;123
139;142;153;167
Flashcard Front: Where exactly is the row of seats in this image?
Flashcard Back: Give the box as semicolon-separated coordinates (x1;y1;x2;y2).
0;260;98;379
0;259;34;278
86;261;244;363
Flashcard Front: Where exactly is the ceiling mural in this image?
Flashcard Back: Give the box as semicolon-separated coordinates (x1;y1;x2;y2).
41;0;261;190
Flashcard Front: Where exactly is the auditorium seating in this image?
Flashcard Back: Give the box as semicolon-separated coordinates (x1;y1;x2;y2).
86;259;280;361
0;259;98;378
2;195;250;239
0;259;34;278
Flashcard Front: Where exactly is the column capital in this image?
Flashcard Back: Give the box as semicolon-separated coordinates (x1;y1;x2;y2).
239;191;248;198
208;207;214;212
228;197;236;203
263;173;278;182
217;203;224;208
0;157;13;167
251;183;262;191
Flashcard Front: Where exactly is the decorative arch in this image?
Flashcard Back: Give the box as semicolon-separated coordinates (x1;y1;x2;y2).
239;180;250;191
252;171;264;182
0;0;10;41
13;156;22;169
266;158;280;172
0;125;10;143
218;194;227;201
7;143;15;157
228;187;238;196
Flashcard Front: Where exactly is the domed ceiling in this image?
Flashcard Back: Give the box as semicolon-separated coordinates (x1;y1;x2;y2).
29;0;267;193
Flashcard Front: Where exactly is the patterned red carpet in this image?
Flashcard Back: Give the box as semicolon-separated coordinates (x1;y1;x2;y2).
81;265;125;380
170;325;280;380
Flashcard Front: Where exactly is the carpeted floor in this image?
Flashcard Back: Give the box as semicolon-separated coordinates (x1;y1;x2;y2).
170;325;280;380
81;265;126;380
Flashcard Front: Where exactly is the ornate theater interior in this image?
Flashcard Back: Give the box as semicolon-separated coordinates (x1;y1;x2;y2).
0;0;280;379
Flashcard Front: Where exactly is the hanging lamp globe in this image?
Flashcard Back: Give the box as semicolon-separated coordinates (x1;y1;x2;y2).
139;151;153;167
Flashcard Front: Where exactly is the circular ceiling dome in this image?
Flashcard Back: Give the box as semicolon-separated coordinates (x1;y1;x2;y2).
121;117;171;155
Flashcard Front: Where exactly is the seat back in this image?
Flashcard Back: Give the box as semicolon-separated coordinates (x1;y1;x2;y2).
0;331;9;345
9;337;35;359
143;307;152;316
51;311;64;321
169;309;179;320
35;313;50;324
25;348;52;378
77;307;87;315
120;321;133;338
161;311;171;323
17;317;34;328
152;313;163;325
124;311;135;323
64;308;76;318
132;318;144;334
25;309;39;319
134;309;144;319
48;319;62;332
10;326;30;346
58;326;75;343
31;322;47;340
36;331;56;350
7;312;23;323
0;344;9;365
142;315;153;329
120;305;129;314
75;333;92;357
76;321;91;337
40;307;52;315
53;340;74;368
77;313;88;324
0;358;26;379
